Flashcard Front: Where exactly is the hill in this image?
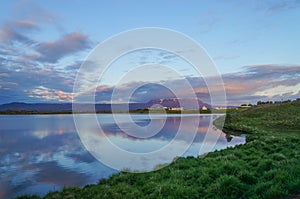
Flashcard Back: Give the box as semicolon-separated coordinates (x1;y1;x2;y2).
0;98;210;113
145;98;211;109
217;100;300;135
19;100;300;198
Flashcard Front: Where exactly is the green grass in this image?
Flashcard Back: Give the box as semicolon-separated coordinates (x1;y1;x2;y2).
219;100;300;137
18;101;300;199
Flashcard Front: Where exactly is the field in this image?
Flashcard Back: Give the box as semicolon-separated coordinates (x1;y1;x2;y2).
19;101;300;199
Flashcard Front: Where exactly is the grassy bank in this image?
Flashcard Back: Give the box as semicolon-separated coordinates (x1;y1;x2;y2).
19;101;300;199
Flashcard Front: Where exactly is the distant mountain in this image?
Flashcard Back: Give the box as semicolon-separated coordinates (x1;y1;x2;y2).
145;98;211;110
0;102;72;112
0;102;114;112
0;98;211;112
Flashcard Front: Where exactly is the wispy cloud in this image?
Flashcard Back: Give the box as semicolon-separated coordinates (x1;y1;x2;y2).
213;55;240;61
0;20;39;44
197;16;220;34
34;32;90;63
267;0;300;13
256;0;300;14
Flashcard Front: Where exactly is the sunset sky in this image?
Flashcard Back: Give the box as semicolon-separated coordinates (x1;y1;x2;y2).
0;0;300;105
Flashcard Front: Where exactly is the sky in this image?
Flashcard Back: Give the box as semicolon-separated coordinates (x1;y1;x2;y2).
0;0;300;105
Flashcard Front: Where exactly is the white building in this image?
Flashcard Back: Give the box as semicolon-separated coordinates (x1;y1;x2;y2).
201;105;208;110
169;107;183;111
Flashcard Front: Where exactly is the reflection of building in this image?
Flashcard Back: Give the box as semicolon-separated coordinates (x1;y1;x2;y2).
215;106;227;110
149;106;183;111
201;105;208;110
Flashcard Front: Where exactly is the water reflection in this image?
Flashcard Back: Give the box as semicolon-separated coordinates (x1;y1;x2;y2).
0;114;245;198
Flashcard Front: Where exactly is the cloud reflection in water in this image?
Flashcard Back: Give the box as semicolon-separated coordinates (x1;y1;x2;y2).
0;114;245;198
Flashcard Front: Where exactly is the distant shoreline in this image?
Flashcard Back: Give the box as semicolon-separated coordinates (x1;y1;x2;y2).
0;109;234;115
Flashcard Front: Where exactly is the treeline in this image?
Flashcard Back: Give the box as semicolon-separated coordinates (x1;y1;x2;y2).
241;98;299;107
257;99;295;105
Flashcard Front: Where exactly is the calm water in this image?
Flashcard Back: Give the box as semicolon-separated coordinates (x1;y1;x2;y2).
0;114;245;198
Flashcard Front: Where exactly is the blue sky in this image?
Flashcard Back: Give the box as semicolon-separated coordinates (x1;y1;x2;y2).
0;0;300;105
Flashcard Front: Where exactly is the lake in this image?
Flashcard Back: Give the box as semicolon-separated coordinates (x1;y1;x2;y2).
0;114;245;198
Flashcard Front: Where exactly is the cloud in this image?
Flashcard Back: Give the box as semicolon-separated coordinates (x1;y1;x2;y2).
0;2;92;104
213;55;240;61
220;64;300;104
0;1;91;67
0;60;78;104
257;0;300;14
197;17;220;34
1;60;299;105
0;3;298;105
27;86;74;101
0;20;39;44
64;61;83;71
0;73;9;77
0;0;60;45
86;64;300;105
267;0;300;13
13;0;60;23
34;33;90;63
0;55;80;103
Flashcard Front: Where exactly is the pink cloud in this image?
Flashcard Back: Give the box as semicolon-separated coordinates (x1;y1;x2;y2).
28;86;74;102
14;20;37;29
56;90;74;101
0;20;39;44
96;85;114;92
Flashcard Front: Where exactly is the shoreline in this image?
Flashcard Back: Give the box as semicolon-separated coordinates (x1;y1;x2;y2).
0;109;235;115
